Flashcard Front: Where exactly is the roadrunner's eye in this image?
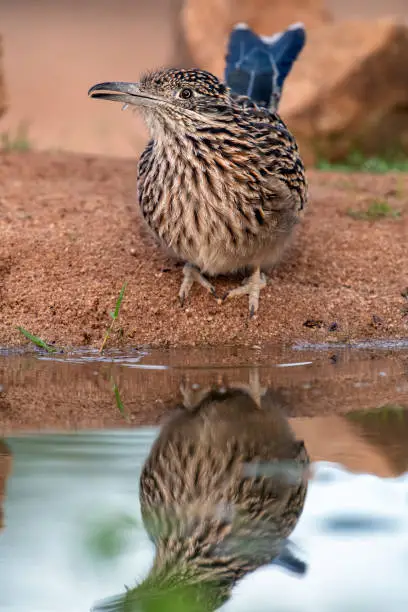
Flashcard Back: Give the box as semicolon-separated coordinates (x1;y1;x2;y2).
180;87;193;99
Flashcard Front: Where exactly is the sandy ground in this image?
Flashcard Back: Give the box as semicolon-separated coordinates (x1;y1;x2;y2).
0;1;406;351
0;151;407;348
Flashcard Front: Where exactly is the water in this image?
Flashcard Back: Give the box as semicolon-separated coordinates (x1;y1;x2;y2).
0;345;408;611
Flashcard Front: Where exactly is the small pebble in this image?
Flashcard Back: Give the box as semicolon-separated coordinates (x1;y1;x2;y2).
328;322;339;332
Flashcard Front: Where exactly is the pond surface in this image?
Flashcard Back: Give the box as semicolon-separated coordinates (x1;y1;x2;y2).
0;345;408;611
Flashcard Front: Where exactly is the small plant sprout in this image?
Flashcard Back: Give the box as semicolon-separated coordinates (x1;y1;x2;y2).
1;122;32;152
317;151;408;173
99;282;127;353
17;326;57;353
347;200;401;221
112;379;126;416
110;375;129;421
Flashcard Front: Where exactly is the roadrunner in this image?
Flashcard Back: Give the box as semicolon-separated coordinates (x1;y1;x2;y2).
92;377;309;612
89;23;307;316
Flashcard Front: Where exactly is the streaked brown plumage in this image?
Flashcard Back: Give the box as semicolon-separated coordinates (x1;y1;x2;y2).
92;380;309;612
88;68;307;316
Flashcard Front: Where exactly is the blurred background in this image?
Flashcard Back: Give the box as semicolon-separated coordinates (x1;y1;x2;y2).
1;0;408;160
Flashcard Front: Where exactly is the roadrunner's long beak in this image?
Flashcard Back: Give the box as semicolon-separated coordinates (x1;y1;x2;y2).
88;82;161;108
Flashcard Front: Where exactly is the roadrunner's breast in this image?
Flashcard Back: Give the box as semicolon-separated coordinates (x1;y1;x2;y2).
137;109;306;276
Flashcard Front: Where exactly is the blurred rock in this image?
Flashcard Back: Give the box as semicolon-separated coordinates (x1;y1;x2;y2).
0;36;7;120
281;19;408;164
181;0;332;77
179;6;408;165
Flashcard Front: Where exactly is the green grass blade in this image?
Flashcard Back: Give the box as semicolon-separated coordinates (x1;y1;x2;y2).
99;282;127;353
113;282;127;320
112;382;125;415
347;200;401;221
316;151;408;173
17;326;56;353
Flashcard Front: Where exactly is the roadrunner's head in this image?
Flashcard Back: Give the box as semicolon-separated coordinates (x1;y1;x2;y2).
88;68;231;135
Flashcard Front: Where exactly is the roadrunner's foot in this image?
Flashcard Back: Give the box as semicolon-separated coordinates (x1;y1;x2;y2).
228;367;267;407
179;263;217;306
180;378;215;409
179;369;266;410
223;267;267;317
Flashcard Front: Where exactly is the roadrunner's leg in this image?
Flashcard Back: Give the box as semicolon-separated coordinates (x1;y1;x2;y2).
179;378;215;409
179;263;217;306
228;368;267;407
223;266;267;317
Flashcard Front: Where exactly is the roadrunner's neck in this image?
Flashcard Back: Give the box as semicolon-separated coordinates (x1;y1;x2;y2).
140;97;249;167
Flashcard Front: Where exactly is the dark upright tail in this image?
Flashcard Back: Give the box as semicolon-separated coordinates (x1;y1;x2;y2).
224;22;306;111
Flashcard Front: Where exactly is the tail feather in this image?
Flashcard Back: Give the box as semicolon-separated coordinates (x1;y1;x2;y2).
224;22;306;110
271;538;308;576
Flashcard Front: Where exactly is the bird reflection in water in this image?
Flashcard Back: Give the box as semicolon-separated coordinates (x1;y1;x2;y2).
0;440;12;533
92;374;310;612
